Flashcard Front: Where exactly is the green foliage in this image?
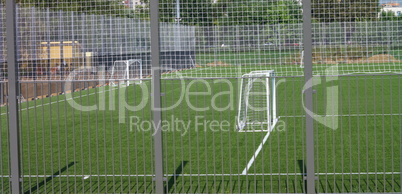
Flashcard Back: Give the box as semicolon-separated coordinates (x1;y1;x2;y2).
312;0;380;22
380;10;402;21
135;0;302;26
159;0;219;26
133;0;220;26
7;0;128;16
217;0;302;25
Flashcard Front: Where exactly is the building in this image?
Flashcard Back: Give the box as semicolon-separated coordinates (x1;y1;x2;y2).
122;0;145;9
38;41;84;74
382;7;402;16
381;5;402;16
381;1;400;7
379;1;402;16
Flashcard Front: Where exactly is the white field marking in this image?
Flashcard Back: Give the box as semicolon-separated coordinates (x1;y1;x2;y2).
237;130;270;133
194;67;215;73
2;171;400;178
163;67;215;77
0;85;120;116
280;113;402;118
241;129;272;175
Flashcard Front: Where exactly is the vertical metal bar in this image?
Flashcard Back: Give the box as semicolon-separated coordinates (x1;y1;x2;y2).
133;83;139;194
399;76;401;191
227;79;233;194
0;82;5;192
219;81;224;192
125;80;131;193
31;7;37;80
373;77;378;192
59;10;64;80
149;0;164;193
194;80;199;193
381;77;386;193
211;81;216;193
5;0;22;193
48;71;55;194
40;83;47;193
302;0;315;193
292;78;298;193
356;78;362;193
186;80;191;193
34;83;39;192
55;82;62;193
100;16;105;55
0;6;3;76
46;9;50;80
169;79;176;193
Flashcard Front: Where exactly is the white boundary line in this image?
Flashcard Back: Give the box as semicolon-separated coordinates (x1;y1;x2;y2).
239;112;401;174
162;67;215;78
0;81;151;115
280;113;402;118
1;172;400;178
0;84;127;116
241;128;272;174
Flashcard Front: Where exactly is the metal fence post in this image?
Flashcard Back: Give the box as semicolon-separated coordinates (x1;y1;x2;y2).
31;7;37;80
149;0;164;193
5;0;22;193
46;9;50;79
302;0;315;193
0;6;3;103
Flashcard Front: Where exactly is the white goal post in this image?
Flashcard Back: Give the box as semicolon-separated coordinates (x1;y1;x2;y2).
237;70;278;132
110;59;142;86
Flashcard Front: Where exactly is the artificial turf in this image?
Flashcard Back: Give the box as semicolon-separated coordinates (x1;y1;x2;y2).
0;64;401;193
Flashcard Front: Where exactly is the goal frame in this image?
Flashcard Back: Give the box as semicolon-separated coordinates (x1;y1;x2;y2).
110;59;142;86
237;70;278;132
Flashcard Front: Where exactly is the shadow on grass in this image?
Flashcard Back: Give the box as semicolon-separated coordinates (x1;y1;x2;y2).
297;159;307;193
24;161;75;194
166;161;188;193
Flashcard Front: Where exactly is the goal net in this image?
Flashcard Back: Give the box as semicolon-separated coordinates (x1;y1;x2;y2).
237;70;278;132
109;59;142;86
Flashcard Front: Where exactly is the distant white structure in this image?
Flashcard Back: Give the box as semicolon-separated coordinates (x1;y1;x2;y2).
378;7;402;17
122;0;145;9
381;7;402;16
381;1;402;16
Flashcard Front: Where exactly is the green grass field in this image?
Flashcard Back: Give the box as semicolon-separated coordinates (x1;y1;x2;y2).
0;64;401;193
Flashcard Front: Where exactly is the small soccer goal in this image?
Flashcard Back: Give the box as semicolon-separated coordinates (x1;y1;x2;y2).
109;59;143;87
237;70;278;132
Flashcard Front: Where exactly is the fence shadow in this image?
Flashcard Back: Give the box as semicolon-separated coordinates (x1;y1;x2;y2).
24;161;75;194
166;160;188;193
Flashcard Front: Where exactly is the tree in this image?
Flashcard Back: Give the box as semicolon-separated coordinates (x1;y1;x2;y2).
134;0;303;26
133;0;220;26
217;0;302;26
3;0;128;16
312;0;380;23
380;10;402;21
159;0;220;26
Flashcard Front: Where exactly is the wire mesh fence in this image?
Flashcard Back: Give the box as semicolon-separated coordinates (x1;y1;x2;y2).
0;5;195;80
1;0;401;193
